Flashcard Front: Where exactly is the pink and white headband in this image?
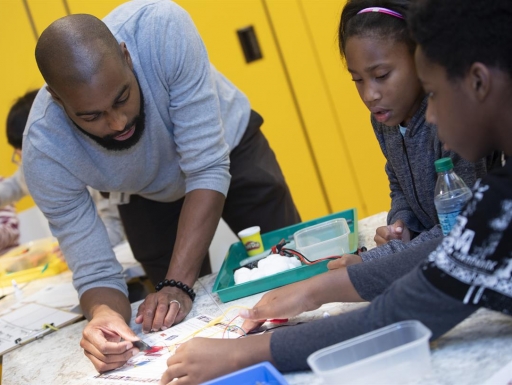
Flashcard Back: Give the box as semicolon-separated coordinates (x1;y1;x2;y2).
357;7;404;19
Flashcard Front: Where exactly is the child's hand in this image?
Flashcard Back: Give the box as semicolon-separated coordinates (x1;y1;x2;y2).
160;335;272;385
239;280;317;333
327;254;362;270
374;220;411;246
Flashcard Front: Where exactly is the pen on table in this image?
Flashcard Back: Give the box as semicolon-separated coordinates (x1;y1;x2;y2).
14;324;57;346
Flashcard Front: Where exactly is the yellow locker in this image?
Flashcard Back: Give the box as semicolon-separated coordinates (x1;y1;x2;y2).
294;0;391;216
174;0;330;220
26;0;67;34
66;0;128;18
265;0;368;217
0;0;43;212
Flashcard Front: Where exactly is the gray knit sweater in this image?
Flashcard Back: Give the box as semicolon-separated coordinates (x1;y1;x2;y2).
23;0;250;297
360;97;500;262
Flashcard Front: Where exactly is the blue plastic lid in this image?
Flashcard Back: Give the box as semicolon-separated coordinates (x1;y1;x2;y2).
201;361;289;385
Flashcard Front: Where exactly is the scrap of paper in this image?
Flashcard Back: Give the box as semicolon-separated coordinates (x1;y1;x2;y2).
483;359;512;385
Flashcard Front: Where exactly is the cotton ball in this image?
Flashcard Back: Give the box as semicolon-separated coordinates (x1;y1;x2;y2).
249;267;265;281
257;254;281;269
287;257;301;268
234;267;252;285
258;254;292;276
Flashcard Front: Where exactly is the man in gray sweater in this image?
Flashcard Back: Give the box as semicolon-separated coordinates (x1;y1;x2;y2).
24;0;299;373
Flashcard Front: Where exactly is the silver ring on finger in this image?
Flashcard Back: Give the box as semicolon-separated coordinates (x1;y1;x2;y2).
169;299;181;311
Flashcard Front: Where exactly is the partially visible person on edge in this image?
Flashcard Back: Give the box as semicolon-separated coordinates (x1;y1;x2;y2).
328;0;501;269
0;183;20;254
3;89;126;247
157;0;512;383
25;0;300;374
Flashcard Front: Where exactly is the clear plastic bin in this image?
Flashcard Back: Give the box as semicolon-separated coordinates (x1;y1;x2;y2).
307;320;432;384
0;237;68;287
293;218;349;261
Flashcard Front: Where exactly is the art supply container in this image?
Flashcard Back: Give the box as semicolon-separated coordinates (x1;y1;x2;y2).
237;226;264;257
213;208;358;302
0;237;68;287
307;320;432;384
202;362;288;385
294;218;349;261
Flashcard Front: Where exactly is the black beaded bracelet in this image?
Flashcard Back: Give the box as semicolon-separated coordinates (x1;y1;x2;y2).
155;279;196;301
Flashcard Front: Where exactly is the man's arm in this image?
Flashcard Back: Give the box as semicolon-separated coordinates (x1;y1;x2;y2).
80;287;131;322
136;189;225;332
80;287;141;373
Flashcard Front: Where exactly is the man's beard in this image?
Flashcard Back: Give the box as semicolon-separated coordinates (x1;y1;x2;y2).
74;86;146;152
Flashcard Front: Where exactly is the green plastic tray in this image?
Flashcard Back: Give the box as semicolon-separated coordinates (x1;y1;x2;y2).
212;208;358;302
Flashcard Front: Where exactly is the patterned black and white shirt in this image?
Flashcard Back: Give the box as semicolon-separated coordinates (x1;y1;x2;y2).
423;160;512;314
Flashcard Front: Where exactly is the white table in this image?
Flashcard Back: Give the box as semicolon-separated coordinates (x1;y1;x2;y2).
3;212;512;385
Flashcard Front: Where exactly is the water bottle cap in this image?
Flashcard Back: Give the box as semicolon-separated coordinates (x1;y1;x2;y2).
435;157;454;172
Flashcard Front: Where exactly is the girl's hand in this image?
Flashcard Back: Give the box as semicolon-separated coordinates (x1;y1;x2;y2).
374;219;411;245
160;334;272;385
239;280;318;333
327;254;362;270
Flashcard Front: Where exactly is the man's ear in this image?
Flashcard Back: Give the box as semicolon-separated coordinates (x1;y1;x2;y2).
120;42;133;70
46;86;63;106
467;62;491;102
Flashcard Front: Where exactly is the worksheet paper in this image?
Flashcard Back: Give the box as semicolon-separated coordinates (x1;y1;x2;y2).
0;302;82;356
20;282;80;311
483;359;512;385
95;314;244;384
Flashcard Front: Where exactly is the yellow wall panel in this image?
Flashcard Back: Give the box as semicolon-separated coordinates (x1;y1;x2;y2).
265;0;367;217
298;0;390;216
0;0;43;212
175;0;329;220
26;0;67;35
66;0;128;18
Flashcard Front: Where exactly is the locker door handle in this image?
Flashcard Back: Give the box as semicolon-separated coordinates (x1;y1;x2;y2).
237;26;263;63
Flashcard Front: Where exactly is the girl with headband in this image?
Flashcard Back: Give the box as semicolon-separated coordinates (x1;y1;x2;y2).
158;1;512;383
328;0;500;268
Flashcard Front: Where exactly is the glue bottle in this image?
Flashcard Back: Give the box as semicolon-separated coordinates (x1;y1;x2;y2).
12;279;23;301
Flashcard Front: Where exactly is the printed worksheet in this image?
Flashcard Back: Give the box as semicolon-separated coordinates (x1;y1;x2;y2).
95;314;244;383
483;359;512;385
0;303;82;355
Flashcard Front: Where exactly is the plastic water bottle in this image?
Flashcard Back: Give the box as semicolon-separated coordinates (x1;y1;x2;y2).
434;157;472;235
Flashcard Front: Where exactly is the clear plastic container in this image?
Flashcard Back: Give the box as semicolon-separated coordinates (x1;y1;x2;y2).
0;237;68;287
293;218;349;261
307;320;432;384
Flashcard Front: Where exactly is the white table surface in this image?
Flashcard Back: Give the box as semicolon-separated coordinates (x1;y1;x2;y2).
3;212;512;385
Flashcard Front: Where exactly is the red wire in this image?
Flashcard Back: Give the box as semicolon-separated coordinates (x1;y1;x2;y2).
271;239;342;265
280;248;342;265
222;315;241;339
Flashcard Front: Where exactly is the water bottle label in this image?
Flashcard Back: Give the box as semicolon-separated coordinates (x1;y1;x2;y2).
438;210;462;235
